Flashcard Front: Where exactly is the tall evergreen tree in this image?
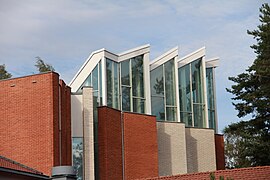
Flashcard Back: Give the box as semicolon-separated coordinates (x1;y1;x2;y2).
35;56;55;73
0;64;12;80
225;3;270;168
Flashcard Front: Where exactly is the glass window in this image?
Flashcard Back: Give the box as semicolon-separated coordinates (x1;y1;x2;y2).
179;64;192;125
151;66;164;96
92;65;99;91
72;138;83;180
151;96;165;120
133;98;145;114
122;86;131;111
107;60;113;107
121;60;130;86
76;73;92;93
166;107;177;121
191;59;203;103
206;68;216;130
132;55;144;98
165;59;176;106
193;104;205;127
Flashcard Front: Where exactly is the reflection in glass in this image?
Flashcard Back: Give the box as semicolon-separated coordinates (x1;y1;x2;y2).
179;58;205;128
151;66;164;96
191;59;203;103
107;59;119;109
121;60;130;85
179;64;192;125
133;98;145;113
77;73;91;93
122;86;131;111
151;96;165;120
132;55;144;98
150;59;177;122
72;138;83;180
193;104;205;127
206;68;216;130
165;59;176;106
92;65;99;91
166;107;177;121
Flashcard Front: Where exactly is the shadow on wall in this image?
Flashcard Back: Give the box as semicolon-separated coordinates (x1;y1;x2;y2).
185;128;198;173
157;123;172;176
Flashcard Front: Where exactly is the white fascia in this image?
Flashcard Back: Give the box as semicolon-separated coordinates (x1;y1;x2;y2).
69;49;105;92
205;57;219;68
69;44;151;93
118;44;150;62
177;47;206;68
150;46;179;71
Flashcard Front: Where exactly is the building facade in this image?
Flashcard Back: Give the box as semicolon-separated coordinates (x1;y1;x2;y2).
0;72;72;176
69;44;221;180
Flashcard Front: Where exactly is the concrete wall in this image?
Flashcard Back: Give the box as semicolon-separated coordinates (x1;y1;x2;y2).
157;122;187;176
82;87;95;180
185;128;216;173
0;72;71;176
71;94;83;137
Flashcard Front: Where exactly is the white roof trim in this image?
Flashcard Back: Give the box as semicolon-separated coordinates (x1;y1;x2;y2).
206;57;219;68
177;47;205;68
150;46;178;71
69;44;151;92
69;48;105;87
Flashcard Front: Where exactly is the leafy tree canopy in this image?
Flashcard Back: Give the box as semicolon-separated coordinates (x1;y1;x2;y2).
0;64;12;80
35;56;55;73
225;3;270;168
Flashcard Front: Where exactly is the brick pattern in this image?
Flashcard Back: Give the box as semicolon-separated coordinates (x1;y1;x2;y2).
215;134;225;170
140;166;270;180
185;128;216;173
156;122;187;176
0;72;71;176
98;107;123;180
83;87;95;180
123;112;159;180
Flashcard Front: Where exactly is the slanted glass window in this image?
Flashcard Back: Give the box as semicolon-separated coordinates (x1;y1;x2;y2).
206;68;216;130
106;59;119;109
179;64;192;126
150;58;177;121
178;58;206;128
120;55;145;113
72;137;83;180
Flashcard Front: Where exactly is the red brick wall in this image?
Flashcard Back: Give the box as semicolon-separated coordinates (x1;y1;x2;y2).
0;72;71;176
215;134;225;170
123;112;159;180
140;166;270;180
59;80;72;166
98;106;123;180
97;107;159;180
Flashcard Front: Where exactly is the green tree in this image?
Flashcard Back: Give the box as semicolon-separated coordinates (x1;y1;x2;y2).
0;64;12;80
35;56;55;73
225;3;270;168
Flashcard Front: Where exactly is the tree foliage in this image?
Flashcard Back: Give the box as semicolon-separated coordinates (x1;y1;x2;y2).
225;3;270;168
0;64;12;80
35;56;55;73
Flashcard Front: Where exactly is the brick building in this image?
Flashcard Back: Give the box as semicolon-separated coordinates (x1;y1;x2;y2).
0;44;225;180
0;72;72;176
70;44;224;180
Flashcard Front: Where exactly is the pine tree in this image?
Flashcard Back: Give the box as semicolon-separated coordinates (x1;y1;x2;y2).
35;56;55;73
0;64;12;80
225;3;270;168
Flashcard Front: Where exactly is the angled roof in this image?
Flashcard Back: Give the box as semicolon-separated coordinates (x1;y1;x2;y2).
69;44;150;92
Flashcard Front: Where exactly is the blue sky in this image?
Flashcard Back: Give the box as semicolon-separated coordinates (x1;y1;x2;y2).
0;0;267;132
